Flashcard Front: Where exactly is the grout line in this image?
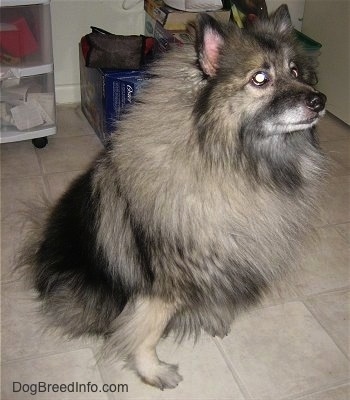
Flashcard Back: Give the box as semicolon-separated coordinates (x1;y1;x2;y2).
279;379;350;400
249;283;350;313
1;345;97;366
212;337;253;400
211;295;350;400
33;143;52;201
302;297;350;362
302;285;350;299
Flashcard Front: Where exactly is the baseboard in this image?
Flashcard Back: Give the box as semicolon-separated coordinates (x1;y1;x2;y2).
55;84;81;104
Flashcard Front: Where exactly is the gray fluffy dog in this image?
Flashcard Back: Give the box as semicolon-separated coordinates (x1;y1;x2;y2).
20;5;327;389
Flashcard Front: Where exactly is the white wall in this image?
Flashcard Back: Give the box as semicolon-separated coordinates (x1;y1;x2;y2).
266;0;305;30
52;0;304;104
302;0;350;125
51;0;144;103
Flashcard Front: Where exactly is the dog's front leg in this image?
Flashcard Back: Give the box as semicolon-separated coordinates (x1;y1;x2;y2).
103;297;182;390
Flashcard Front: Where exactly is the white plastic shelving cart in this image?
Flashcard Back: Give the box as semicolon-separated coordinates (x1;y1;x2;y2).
0;0;56;148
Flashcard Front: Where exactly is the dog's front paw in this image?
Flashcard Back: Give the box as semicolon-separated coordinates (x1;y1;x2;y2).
140;361;183;390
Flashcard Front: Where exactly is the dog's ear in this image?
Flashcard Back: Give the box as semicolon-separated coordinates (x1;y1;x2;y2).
195;14;226;77
271;4;293;34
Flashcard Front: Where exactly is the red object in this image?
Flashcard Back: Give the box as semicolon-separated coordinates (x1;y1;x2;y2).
0;17;38;57
80;36;89;61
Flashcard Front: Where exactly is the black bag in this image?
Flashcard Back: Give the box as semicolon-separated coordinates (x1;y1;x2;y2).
81;26;154;69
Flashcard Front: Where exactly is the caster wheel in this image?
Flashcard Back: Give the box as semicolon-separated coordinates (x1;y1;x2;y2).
32;137;48;148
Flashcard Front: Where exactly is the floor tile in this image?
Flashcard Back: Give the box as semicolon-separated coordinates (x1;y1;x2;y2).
1;281;95;362
328;175;350;223
1;216;26;282
1;349;108;400
306;289;350;357
296;384;350;400
322;139;350;170
330;161;349;178
1;105;349;400
317;113;350;142
319;175;350;225
295;226;350;296
99;335;244;400
1;175;47;222
56;104;95;137
1;140;42;177
217;302;350;400
35;135;103;174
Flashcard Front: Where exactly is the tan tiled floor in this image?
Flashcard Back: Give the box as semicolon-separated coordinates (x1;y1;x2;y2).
1;105;349;400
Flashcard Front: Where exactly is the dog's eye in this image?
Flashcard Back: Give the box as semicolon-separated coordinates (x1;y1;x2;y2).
290;64;298;78
252;71;269;86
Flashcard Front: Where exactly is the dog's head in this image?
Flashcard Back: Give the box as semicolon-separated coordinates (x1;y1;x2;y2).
193;5;326;136
192;5;327;187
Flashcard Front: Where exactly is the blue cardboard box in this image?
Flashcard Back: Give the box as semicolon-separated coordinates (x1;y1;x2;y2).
79;46;148;144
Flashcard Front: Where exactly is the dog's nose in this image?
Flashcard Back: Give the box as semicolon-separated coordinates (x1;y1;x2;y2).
305;92;327;112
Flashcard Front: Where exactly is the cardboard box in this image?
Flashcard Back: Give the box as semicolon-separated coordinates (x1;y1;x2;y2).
79;46;148;144
145;13;193;54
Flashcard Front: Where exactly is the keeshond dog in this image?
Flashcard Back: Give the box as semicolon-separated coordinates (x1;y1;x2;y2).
20;5;327;389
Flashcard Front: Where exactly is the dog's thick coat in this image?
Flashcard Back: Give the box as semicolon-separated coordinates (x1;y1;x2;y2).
21;6;327;389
